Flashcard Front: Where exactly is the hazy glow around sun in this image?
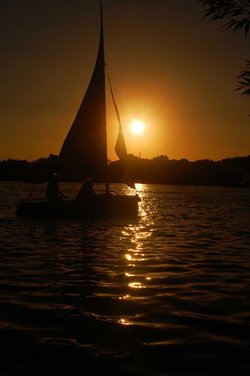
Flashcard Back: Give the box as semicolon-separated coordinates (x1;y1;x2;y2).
130;119;145;135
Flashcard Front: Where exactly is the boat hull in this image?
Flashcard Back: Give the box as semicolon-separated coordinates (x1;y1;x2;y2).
16;194;140;218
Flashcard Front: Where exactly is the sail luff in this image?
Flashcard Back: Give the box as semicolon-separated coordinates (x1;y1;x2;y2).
59;2;107;182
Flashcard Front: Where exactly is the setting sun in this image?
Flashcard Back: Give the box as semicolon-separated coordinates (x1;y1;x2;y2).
130;119;145;135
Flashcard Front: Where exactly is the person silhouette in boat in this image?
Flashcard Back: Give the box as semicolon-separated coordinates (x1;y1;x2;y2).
46;172;66;203
76;178;96;201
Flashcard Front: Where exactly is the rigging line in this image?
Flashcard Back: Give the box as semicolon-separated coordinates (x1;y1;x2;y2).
105;64;123;131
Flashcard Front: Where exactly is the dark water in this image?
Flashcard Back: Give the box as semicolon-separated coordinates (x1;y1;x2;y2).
0;182;249;375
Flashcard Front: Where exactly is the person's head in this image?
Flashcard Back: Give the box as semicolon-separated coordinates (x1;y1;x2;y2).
85;178;93;186
52;172;61;181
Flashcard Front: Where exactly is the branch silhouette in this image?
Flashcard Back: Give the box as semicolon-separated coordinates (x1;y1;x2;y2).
198;0;250;95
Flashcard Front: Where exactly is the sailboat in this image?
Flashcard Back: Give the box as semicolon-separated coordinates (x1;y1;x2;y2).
17;3;140;218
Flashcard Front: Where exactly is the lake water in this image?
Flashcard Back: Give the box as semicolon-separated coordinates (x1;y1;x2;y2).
0;182;249;375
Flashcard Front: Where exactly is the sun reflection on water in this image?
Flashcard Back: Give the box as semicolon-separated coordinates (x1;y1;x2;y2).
118;294;130;300
117;184;156;325
79;183;158;328
128;282;146;289
118;318;133;326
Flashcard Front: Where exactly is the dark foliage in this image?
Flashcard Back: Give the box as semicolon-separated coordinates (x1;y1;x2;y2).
237;60;250;94
0;155;250;187
198;0;250;95
199;0;250;34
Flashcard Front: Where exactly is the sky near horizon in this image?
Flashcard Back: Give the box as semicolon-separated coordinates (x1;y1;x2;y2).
0;0;249;162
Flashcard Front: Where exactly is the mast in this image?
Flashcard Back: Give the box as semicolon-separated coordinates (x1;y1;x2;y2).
100;1;110;194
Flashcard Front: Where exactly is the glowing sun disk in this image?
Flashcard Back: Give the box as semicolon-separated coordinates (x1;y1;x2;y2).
130;119;145;135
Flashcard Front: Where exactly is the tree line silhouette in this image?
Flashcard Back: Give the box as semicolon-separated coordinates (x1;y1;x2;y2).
0;154;249;187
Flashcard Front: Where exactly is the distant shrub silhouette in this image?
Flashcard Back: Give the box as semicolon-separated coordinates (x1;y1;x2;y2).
0;155;249;186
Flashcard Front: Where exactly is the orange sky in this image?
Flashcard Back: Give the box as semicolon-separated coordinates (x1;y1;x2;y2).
0;0;249;162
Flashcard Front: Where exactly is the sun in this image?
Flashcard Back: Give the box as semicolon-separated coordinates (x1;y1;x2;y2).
130;119;145;135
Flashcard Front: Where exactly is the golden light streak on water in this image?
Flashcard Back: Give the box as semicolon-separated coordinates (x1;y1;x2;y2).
118;318;133;326
118;294;130;300
128;282;146;289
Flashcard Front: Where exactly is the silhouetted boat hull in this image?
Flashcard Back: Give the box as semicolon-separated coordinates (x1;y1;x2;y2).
17;195;140;218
